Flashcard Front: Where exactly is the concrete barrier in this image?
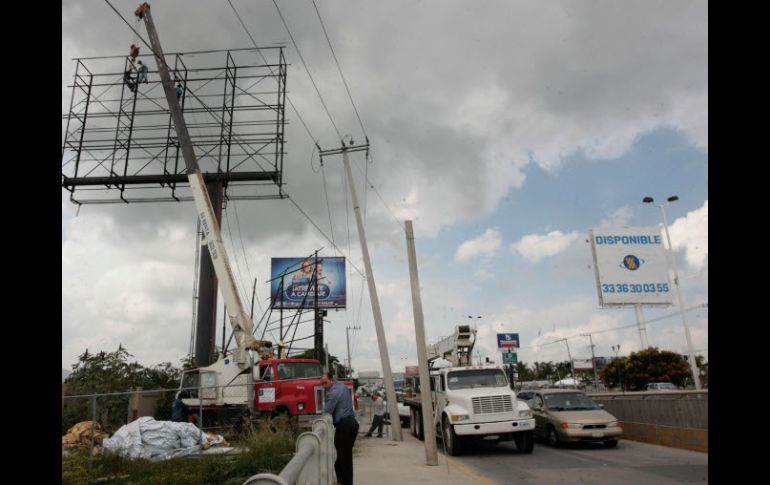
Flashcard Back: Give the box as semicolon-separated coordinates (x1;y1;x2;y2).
589;390;707;453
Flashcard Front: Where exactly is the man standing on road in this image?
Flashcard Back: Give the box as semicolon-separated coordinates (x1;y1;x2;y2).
364;391;385;437
321;372;359;485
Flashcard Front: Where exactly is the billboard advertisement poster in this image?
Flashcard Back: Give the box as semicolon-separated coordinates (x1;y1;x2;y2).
589;227;674;306
270;257;346;309
572;359;594;370
405;366;419;377
497;333;520;349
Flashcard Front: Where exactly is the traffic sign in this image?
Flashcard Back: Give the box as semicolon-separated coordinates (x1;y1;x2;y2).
502;352;518;364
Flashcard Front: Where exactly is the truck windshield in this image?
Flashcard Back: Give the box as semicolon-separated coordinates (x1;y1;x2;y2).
276;362;323;379
446;369;508;390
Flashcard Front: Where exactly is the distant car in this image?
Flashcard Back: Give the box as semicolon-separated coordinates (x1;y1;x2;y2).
528;389;622;448
644;382;679;391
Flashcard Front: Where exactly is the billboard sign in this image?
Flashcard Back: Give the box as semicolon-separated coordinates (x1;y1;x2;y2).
589;227;673;306
572;359;594;370
497;333;520;349
270;257;346;309
502;351;518;364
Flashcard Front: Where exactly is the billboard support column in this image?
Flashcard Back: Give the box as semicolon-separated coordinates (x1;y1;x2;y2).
635;304;649;349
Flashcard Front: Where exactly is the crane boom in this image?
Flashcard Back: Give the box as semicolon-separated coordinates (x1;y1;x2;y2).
427;325;476;367
135;3;268;368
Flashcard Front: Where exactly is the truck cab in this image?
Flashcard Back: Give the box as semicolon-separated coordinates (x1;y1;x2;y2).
434;365;534;454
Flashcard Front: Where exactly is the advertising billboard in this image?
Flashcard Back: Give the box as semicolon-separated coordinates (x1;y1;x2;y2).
589;227;673;306
270;257;346;309
572;359;594;370
497;333;520;349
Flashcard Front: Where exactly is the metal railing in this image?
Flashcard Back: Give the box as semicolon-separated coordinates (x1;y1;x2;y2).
243;414;335;485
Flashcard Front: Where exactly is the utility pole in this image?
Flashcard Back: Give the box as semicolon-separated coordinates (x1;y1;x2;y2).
404;220;438;465
321;140;402;441
346;326;360;378
581;333;599;390
559;338;577;389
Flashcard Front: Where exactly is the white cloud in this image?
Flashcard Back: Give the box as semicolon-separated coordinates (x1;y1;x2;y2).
599;206;634;227
667;200;708;271
511;231;581;263
454;228;502;262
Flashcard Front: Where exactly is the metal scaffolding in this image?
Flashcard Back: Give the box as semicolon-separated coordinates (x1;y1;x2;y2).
61;47;288;204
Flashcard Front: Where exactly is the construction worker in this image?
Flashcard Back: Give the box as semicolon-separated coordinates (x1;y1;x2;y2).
123;70;136;93
129;44;140;61
176;82;184;100
136;60;149;84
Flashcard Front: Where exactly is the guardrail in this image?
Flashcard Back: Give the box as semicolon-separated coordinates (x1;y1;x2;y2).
243;414;335;485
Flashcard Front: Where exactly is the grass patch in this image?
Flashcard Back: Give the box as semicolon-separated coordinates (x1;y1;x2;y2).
62;421;298;485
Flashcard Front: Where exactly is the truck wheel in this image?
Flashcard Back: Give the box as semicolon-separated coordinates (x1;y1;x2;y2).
514;431;534;454
443;417;462;456
547;425;561;447
410;408;417;436
414;409;424;441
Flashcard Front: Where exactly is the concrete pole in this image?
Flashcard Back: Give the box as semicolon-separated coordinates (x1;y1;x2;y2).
659;204;702;390
342;149;402;440
582;333;599;390
635;304;650;349
563;339;577;389
404;220;438;465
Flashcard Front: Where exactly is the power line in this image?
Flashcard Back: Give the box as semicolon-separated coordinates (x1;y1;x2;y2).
225;0;317;144
285;194;366;279
310;0;367;140
271;0;343;141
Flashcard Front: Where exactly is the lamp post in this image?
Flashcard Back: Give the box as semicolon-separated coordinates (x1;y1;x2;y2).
643;195;702;390
611;344;623;392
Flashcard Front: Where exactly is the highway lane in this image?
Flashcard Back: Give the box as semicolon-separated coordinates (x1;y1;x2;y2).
443;438;708;484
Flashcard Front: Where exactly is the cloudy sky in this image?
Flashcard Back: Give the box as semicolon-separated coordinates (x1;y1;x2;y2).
62;0;708;378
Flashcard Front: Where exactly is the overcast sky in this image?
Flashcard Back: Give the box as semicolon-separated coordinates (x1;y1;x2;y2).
62;0;707;378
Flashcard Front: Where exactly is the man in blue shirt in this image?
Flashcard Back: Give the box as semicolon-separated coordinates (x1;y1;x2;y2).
321;372;359;485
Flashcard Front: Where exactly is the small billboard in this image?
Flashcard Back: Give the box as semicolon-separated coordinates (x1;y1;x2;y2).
497;333;520;349
572;359;594;370
270;257;346;309
502;352;518;364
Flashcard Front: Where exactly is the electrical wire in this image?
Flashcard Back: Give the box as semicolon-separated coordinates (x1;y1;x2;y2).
225;0;317;144
310;0;367;140
271;0;343;141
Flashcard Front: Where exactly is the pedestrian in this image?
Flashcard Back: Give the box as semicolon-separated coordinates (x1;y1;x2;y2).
136;60;149;84
129;44;140;61
171;392;186;422
123;69;136;93
364;390;385;437
176;82;184;100
321;372;359;485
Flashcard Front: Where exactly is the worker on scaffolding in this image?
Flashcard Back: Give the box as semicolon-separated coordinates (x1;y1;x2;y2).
136;60;149;84
123;69;137;93
129;44;140;61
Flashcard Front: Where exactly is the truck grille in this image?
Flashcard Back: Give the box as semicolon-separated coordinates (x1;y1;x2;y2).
472;395;513;414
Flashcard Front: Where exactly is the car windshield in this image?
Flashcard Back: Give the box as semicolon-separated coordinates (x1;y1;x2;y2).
446;369;509;390
543;393;600;411
276;362;322;379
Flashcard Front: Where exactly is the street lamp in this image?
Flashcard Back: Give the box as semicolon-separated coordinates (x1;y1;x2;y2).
611;345;623;392
643;195;702;390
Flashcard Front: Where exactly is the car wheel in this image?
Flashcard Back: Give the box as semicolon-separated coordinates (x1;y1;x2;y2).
604;439;618;448
443;416;462;456
547;426;561;447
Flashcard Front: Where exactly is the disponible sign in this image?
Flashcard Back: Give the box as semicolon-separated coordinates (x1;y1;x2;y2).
589;227;673;307
497;333;520;349
270;257;346;309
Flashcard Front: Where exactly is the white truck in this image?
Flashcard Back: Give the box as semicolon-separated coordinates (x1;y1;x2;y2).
403;325;535;455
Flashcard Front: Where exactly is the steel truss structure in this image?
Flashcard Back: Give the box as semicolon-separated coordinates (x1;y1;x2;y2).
62;48;287;204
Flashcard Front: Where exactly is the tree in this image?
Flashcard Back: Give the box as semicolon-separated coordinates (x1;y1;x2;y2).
622;347;691;391
62;345;182;434
600;357;627;390
515;362;534;382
